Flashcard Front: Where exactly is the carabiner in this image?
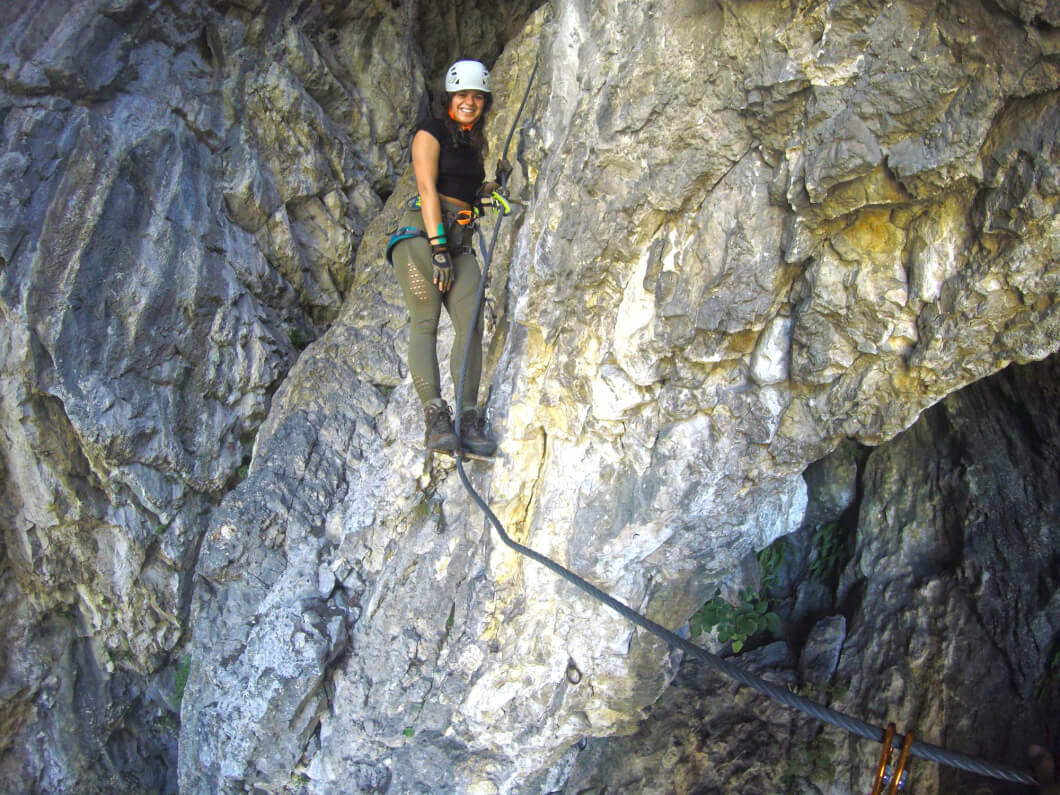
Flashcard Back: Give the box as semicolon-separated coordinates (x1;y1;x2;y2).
488;190;511;216
872;723;915;794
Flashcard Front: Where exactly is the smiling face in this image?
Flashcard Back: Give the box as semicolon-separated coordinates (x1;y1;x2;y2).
448;90;487;127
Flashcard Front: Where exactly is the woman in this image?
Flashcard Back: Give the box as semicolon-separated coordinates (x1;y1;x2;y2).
387;60;500;457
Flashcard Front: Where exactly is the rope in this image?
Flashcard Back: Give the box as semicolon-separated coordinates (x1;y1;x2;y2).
449;62;1039;789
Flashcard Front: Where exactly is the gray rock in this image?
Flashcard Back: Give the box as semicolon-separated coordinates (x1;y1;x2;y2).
798;615;847;684
546;353;1060;795
0;0;1057;791
802;439;861;529
830;356;1060;793
557;643;810;795
181;0;1060;788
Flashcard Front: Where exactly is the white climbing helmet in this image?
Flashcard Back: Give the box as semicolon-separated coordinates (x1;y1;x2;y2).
445;60;490;93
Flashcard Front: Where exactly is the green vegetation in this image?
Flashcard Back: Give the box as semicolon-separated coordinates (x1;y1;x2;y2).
173;655;192;708
288;327;312;351
402;727;415;737
758;536;788;589
779;735;837;793
808;521;842;582
690;588;781;653
690;537;788;653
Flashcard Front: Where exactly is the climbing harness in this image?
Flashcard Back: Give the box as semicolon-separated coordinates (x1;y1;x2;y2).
385;226;426;265
388;195;492;264
405;195;477;226
448;61;1040;791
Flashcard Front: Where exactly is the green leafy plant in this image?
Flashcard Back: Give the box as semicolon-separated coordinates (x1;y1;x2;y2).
758;537;789;590
168;654;192;711
690;588;781;653
402;727;415;738
690;539;788;653
808;521;842;582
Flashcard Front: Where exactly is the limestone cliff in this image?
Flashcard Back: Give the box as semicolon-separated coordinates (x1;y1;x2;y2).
0;0;1057;793
561;353;1060;793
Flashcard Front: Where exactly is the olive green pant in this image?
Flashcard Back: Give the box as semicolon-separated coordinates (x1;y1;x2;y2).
391;207;483;409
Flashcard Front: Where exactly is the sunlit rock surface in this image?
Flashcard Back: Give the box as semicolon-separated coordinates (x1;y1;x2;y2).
1;0;1057;792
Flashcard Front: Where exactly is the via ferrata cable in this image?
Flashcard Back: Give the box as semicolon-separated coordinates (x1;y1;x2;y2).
449;61;1039;790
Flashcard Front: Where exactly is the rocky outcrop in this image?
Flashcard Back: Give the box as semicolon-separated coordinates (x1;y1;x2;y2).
0;0;540;790
182;0;1059;791
831;354;1060;794
2;0;436;789
1;0;1058;792
559;353;1060;793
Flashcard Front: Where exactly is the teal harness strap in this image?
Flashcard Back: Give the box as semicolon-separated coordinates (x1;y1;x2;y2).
386;226;427;264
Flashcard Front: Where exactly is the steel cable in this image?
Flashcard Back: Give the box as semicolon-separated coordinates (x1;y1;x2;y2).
449;61;1039;789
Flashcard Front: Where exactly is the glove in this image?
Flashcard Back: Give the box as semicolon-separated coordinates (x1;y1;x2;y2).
431;245;454;292
495;157;513;187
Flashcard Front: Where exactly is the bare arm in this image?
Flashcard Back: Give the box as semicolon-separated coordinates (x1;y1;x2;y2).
411;129;454;292
411;130;445;243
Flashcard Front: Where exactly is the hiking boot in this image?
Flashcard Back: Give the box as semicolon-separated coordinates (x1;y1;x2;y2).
425;402;458;451
459;408;497;457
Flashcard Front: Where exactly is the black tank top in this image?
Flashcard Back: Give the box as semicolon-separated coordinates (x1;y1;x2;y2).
413;117;485;205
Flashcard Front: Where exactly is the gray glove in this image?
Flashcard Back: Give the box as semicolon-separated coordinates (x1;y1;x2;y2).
431;245;454;292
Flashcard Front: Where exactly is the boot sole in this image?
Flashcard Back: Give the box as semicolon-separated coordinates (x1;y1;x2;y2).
425;436;459;451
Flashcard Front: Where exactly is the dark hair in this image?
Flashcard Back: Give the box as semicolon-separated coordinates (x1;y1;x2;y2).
439;92;492;163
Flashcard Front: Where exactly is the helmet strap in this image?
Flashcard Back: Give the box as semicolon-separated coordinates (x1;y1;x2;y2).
448;107;475;132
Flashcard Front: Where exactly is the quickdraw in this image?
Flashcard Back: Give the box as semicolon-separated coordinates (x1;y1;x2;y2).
482;190;511;216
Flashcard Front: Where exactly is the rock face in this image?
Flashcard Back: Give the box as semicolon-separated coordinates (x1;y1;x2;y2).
1;0;1057;792
832;352;1060;794
560;353;1060;794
